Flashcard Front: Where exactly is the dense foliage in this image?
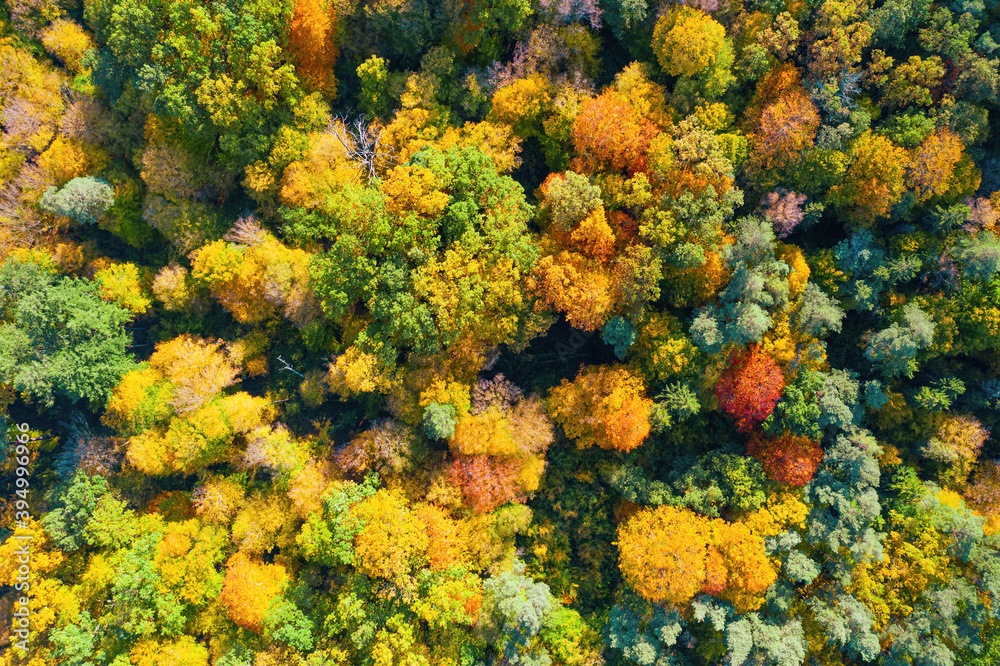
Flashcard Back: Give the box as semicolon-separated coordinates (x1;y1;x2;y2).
0;0;999;664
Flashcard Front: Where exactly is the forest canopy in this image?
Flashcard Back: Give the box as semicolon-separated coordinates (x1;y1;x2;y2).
1;0;1000;664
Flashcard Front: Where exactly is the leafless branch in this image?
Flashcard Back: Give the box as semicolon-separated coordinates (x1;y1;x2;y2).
276;355;304;378
328;115;397;183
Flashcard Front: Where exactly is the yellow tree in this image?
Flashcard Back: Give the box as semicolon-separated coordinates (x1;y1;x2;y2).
287;0;339;96
40;20;94;74
617;506;711;606
94;262;152;317
415;503;470;571
219;552;286;632
548;365;652;452
907;129;963;201
154;519;227;608
350;489;430;583
130;637;209;666
527;251;614;332
147;335;241;415
710;521;777;612
828;131;908;225
653;7;727;77
489;75;552;136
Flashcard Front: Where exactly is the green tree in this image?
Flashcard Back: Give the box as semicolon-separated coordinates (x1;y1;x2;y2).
88;0;305;170
306;146;540;366
41;471;134;551
478;559;557;666
0;259;136;407
864;303;936;379
40;176;115;225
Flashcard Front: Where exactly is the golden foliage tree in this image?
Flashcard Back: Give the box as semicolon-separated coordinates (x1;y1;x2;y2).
907;129;963;201
527;251;614;332
350;489;429;582
219;552;286;632
829;131;908;225
618;507;777;610
40;19;94;74
572;90;659;174
548;365;652;452
617;506;711;606
653;6;727;77
287;0;339;96
94;262;152;316
711;521;777;612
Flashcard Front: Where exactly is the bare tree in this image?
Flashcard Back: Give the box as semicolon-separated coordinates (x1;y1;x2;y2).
328;115;397;183
223;213;267;246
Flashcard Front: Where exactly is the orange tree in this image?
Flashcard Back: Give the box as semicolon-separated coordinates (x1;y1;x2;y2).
714;345;786;433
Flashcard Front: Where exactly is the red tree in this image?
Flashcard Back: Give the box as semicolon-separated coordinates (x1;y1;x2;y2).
714;345;785;432
448;454;524;514
747;432;823;486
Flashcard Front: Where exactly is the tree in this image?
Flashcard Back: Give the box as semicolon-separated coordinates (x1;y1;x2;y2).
154;519;227;609
875;54;945;108
130;636;210;666
922;415;989;487
804;427;884;565
287;0;338;96
652;6;727;77
828;131;909;225
539;605;604;666
605;594;688;666
357;55;389;119
747;432;824;487
336;419;414;476
478;558;557;666
40;19;94;73
297;476;380;567
192;476;246;525
423;403;458;440
527;251;615;331
760;189;808;239
712;521;777;612
89;0;305;171
602;316;636;359
748;88;820;171
864;302;936;379
41;470;132;551
489;75;552;136
111;530;188;639
448;454;525;514
763;368;860;440
219;552;287;632
415;504;470;571
714;345;786;433
617;505;711;606
453;390;554;458
151;264;199;312
94;262;152;316
190;227;318;327
307;146;540;367
0;258;135;406
548;364;652;452
350;489;429;582
571;89;659;174
956;232;1000;281
689;216;792;353
907;129;964;201
795;283;846;337
538;171;603;233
